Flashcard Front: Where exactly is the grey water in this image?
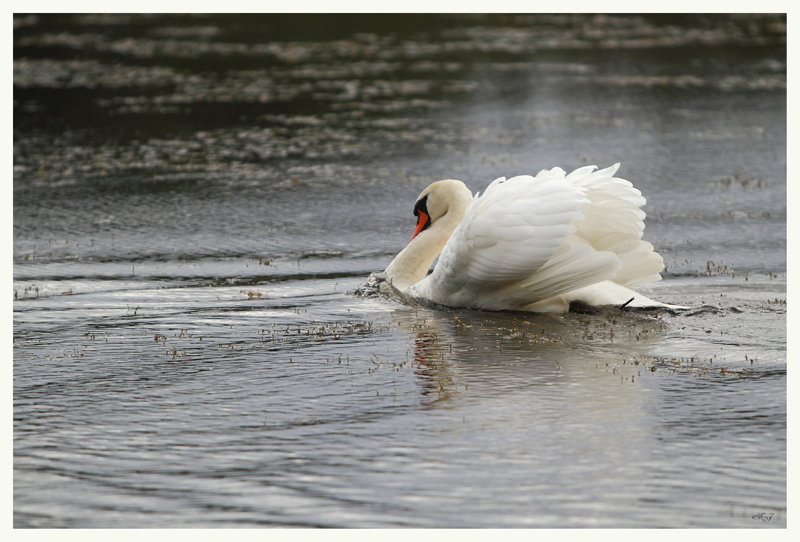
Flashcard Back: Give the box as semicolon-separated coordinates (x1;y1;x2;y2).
13;14;786;528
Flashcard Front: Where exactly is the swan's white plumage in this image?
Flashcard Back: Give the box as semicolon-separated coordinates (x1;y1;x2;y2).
387;164;676;313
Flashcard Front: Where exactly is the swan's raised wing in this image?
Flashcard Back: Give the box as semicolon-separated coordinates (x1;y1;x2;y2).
413;171;622;309
566;163;664;287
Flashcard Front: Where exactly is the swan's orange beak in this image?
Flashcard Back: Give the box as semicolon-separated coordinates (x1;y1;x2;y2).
411;210;429;241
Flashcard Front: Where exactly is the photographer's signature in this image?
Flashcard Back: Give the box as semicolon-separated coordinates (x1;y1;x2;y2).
752;512;774;523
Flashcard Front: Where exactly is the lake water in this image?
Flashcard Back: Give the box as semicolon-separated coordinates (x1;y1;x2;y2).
13;14;787;528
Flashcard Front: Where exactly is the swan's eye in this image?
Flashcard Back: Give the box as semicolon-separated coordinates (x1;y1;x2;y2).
413;194;429;217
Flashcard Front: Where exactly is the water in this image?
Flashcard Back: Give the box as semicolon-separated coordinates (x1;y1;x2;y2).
13;14;786;528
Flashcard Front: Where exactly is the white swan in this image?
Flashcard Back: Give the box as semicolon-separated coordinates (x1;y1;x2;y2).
384;163;681;313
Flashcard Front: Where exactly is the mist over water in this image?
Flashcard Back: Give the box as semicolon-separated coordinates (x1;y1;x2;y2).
14;14;786;528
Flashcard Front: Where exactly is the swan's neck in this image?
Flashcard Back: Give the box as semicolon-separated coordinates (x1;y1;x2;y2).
385;187;471;291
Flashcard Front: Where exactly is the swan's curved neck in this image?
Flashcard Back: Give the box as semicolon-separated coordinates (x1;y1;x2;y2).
385;183;472;291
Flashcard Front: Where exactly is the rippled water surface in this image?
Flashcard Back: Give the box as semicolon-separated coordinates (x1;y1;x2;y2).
13;14;786;528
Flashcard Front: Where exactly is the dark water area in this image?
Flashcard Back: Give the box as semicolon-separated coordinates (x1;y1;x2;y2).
13;14;786;528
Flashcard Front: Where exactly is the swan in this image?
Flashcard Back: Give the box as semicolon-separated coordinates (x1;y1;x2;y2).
384;163;682;313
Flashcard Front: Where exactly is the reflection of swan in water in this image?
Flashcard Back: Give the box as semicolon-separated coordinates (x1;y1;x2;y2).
388;305;668;409
383;307;661;499
411;331;457;402
385;164;685;313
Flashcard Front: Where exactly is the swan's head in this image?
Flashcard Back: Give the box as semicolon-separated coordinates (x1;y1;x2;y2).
410;180;471;241
385;179;472;290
